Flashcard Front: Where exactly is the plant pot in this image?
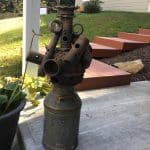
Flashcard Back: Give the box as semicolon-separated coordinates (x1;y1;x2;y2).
0;99;26;150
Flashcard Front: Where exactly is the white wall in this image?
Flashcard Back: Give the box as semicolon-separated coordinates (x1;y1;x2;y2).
148;2;150;12
101;0;150;12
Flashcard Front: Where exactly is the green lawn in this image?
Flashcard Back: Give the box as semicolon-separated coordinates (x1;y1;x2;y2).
0;11;150;78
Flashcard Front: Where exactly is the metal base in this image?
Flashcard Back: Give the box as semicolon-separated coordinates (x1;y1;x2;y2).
43;84;82;150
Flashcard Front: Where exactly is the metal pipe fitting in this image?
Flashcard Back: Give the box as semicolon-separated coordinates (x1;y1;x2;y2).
38;27;61;76
26;52;44;65
64;36;89;64
44;59;60;76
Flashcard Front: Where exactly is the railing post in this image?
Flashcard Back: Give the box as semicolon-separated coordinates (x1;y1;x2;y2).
22;0;40;76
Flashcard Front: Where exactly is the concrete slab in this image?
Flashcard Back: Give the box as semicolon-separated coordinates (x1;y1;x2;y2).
19;81;150;150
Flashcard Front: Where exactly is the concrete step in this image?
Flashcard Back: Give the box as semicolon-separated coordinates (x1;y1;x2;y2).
118;32;150;43
18;81;150;150
91;42;121;58
93;36;148;51
139;28;150;35
75;59;130;91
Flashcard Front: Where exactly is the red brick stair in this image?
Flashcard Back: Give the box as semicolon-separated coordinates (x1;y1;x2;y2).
93;36;148;51
118;32;150;43
90;42;121;58
138;28;150;35
75;59;131;91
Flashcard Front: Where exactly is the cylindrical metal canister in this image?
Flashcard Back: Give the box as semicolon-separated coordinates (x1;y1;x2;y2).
43;84;82;150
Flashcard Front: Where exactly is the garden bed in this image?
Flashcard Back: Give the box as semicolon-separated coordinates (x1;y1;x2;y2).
0;13;18;19
101;45;150;82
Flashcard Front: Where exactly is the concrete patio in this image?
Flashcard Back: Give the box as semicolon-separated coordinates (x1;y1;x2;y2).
15;81;150;150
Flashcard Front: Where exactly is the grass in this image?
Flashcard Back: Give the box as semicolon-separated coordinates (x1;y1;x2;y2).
0;11;150;78
0;17;22;78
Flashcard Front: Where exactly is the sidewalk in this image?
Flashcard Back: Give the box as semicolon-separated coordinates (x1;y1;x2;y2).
17;81;150;150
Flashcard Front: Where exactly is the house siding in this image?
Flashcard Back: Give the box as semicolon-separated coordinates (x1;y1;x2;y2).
76;0;83;6
76;0;150;12
101;0;150;12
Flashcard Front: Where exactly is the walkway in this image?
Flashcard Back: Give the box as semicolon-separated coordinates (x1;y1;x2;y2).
17;81;150;150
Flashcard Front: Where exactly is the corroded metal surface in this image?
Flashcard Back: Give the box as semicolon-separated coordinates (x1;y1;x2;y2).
27;0;92;150
27;3;92;86
43;84;81;150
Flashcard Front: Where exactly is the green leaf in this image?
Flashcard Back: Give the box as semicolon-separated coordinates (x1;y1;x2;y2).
4;80;21;112
30;99;40;106
0;95;8;104
21;92;27;99
4;81;19;91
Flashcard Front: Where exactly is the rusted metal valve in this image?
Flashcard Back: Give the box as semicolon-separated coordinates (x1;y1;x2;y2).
27;0;92;149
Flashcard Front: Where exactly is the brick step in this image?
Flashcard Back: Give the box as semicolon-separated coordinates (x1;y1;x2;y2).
93;36;148;51
118;32;150;43
75;59;131;91
139;28;150;35
90;42;121;58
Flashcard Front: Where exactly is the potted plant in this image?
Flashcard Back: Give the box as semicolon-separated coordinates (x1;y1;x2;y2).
0;79;26;150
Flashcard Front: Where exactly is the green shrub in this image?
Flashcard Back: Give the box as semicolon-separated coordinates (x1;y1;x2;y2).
59;0;75;6
12;0;23;15
83;0;103;13
0;0;9;13
41;0;47;7
0;0;23;15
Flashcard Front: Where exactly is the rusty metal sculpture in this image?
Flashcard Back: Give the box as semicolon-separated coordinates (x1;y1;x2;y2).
27;0;92;149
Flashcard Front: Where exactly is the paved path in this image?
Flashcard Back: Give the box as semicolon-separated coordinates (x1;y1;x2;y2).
18;81;150;150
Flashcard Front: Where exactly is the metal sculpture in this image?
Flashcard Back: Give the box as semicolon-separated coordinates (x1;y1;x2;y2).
27;0;92;149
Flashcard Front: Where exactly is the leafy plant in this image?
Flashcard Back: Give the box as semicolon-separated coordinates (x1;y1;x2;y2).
41;0;47;7
22;75;52;106
3;76;52;107
0;80;26;115
83;0;103;13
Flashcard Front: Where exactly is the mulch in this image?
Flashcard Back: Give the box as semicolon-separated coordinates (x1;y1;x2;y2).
100;45;150;82
0;13;18;19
